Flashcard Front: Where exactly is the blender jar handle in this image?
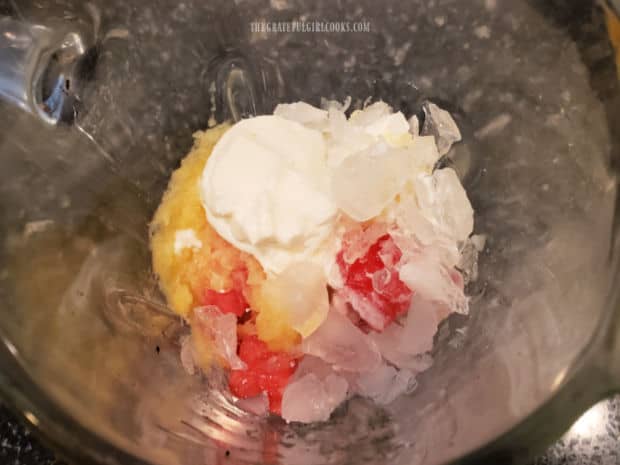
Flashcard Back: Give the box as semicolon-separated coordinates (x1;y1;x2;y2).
0;16;93;125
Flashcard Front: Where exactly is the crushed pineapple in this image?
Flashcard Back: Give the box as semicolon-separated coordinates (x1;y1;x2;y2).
151;124;265;317
255;284;301;352
150;124;299;353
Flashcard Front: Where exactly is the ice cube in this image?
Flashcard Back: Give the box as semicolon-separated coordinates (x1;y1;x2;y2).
282;356;349;422
193;306;247;370
363;112;410;138
370;325;435;372
429;239;462;269
332;147;411;222
338;286;390;331
458;234;487;284
399;250;468;315
236;393;269;416
389;226;460;274
326;108;375;167
274;102;328;130
400;296;444;353
294;355;341;379
325;102;416;168
350;106;412;148
281;372;349;423
261;262;329;338
409;135;441;174
377;230;402;267
349;101;393;127
388;191;438;246
340;221;389;265
301;310;382;372
413;168;474;242
353;364;417;405
421;102;462;156
368;295;445;370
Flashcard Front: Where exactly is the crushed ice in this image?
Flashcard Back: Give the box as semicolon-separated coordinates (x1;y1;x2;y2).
193;306;247;370
421;101;462;156
269;98;477;422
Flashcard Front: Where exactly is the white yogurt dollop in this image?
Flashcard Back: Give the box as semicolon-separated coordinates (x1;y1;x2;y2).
200;115;337;274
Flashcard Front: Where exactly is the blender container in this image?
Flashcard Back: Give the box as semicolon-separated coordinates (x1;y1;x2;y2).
0;0;619;464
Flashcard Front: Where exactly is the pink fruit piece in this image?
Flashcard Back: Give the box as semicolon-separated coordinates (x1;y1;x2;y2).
336;233;413;331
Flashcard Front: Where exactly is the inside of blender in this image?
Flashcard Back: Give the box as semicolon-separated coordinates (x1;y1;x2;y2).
0;1;618;464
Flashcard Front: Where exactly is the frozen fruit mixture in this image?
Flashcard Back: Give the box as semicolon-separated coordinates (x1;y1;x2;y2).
150;99;482;423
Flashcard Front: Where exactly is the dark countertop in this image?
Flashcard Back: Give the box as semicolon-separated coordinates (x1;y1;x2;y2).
0;405;60;465
1;398;619;465
533;397;620;465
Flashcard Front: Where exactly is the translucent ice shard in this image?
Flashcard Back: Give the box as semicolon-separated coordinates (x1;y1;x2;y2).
421;102;462;156
281;356;349;423
193;306;247;370
332;146;411;221
353;363;417;405
413;168;474;242
301;310;382;372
